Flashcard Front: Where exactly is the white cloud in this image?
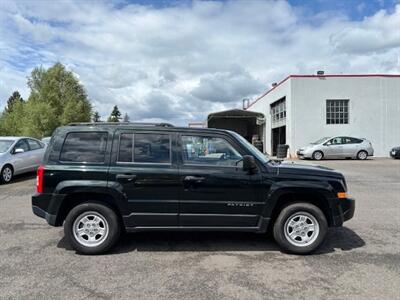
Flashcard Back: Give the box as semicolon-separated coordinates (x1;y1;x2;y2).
0;0;399;125
330;6;400;54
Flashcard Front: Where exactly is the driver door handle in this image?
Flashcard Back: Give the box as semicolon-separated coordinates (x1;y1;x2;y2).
183;176;206;183
116;174;137;182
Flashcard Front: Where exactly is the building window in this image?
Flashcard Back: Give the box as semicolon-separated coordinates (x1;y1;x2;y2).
326;99;349;124
270;98;286;124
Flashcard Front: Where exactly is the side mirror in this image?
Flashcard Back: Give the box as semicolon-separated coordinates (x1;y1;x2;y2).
14;148;24;154
243;155;258;174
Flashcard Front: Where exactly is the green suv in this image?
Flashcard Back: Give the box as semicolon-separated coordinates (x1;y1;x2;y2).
32;123;355;255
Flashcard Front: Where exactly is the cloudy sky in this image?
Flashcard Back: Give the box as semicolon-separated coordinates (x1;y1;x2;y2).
0;0;399;125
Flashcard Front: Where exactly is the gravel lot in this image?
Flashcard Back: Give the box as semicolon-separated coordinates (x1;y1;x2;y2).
0;158;399;299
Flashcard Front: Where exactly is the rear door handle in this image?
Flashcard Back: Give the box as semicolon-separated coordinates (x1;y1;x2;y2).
116;174;137;181
183;176;206;183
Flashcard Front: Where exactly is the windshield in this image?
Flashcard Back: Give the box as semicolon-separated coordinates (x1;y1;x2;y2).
0;140;14;153
311;137;331;145
230;131;269;164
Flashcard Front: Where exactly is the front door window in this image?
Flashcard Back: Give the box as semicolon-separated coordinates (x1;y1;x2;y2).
181;135;242;167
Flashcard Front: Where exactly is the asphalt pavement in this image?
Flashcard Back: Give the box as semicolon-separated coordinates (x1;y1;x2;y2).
0;158;399;299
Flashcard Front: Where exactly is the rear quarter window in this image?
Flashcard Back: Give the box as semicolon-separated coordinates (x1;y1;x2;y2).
60;132;108;163
27;139;43;150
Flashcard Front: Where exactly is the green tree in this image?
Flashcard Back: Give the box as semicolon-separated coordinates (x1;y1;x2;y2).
23;100;58;137
92;111;101;122
24;62;92;137
0;63;92;137
107;105;121;122
5;91;24;113
0;99;26;136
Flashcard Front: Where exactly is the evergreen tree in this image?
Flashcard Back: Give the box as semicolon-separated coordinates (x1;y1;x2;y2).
122;112;130;122
107;105;121;122
5;91;24;113
92;111;101;122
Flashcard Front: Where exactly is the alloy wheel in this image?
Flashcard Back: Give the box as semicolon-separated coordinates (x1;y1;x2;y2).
2;167;12;182
72;211;109;247
313;151;323;160
358;151;367;160
284;212;320;247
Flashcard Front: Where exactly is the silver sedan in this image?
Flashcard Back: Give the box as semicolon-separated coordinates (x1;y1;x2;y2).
0;137;46;183
297;136;374;160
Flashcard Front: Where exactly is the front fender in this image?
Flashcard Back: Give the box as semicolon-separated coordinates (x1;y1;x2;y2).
263;180;337;224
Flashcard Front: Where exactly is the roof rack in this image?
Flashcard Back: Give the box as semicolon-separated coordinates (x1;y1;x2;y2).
67;122;174;127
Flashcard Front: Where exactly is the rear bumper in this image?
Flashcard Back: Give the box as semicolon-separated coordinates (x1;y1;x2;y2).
32;205;57;226
332;197;355;226
32;193;64;226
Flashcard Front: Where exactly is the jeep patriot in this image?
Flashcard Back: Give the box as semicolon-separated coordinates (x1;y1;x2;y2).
32;123;355;254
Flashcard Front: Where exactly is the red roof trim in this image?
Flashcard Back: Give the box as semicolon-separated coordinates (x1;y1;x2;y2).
246;74;400;109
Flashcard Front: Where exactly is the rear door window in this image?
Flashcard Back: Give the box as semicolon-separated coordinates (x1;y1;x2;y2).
118;133;133;162
343;137;363;144
349;137;363;144
60;132;108;163
27;139;42;150
117;132;171;164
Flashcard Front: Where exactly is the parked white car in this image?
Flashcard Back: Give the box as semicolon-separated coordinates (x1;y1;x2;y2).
297;136;374;160
41;137;51;145
0;137;46;183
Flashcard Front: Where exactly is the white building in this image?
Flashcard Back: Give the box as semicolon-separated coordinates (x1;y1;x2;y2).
246;74;400;157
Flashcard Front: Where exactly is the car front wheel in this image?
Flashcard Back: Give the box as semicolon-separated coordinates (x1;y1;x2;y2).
273;203;328;254
64;202;121;254
1;165;13;183
312;151;324;160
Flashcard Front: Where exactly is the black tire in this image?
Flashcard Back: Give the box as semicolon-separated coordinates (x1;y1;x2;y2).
1;164;13;184
312;151;324;160
64;202;121;255
357;150;368;160
273;203;328;254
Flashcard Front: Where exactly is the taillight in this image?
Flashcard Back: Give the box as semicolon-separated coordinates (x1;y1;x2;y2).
36;165;44;193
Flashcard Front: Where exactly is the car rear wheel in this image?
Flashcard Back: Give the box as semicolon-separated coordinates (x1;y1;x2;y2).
1;165;13;183
64;202;121;254
357;150;368;160
273;203;328;254
312;151;324;160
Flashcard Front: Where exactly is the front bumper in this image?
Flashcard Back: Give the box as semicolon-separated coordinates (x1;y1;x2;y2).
296;150;311;159
332;197;355;226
